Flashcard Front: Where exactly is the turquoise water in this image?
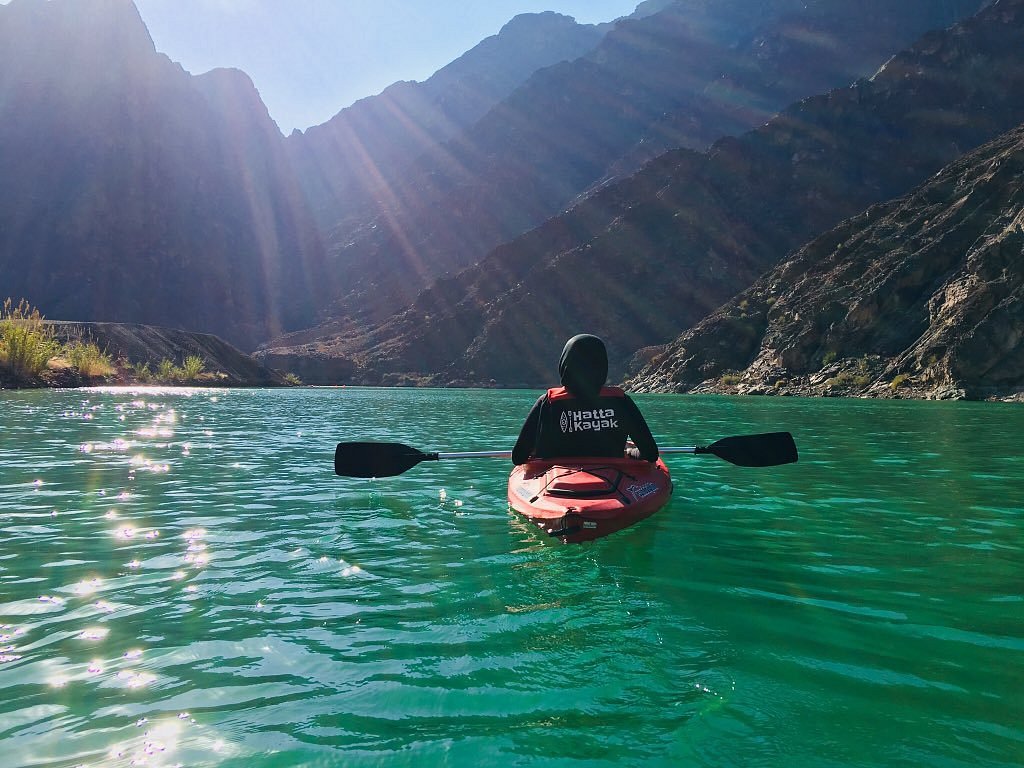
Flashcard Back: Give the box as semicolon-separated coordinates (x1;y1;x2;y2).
1;387;1022;768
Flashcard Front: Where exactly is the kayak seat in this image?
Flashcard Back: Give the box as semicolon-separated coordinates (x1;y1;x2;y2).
547;470;620;498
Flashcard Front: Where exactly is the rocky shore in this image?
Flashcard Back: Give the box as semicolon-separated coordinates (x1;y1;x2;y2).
627;124;1024;405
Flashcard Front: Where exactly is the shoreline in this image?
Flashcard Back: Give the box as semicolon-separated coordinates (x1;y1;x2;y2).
1;320;291;390
3;379;1021;403
3;320;1019;402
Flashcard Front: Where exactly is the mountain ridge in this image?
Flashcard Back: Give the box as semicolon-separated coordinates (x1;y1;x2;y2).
5;0;1022;402
0;0;328;351
284;11;612;230
303;0;987;325
265;0;1024;393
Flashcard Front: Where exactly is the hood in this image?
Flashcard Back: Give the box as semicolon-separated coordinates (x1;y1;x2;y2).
558;333;608;399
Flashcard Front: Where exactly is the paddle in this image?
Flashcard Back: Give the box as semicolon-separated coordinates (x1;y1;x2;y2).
660;431;798;468
334;432;797;477
333;442;512;478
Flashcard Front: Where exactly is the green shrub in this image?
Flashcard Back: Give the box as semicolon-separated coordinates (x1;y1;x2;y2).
827;371;872;389
180;355;205;381
131;361;153;383
822;350;838;366
156;358;177;382
63;341;115;378
283;372;303;386
0;299;60;379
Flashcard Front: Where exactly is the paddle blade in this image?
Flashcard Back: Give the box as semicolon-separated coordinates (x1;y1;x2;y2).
334;442;435;478
703;432;798;467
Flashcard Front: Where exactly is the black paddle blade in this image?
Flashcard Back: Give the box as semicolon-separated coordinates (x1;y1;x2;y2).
334;442;434;478
703;432;798;467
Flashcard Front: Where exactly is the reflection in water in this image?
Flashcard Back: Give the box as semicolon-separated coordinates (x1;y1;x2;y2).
0;389;1021;767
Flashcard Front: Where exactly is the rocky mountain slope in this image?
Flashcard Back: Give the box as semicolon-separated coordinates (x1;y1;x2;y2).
0;0;644;350
285;12;615;230
6;0;1017;402
268;0;1024;388
306;0;986;323
0;0;327;351
628;122;1024;401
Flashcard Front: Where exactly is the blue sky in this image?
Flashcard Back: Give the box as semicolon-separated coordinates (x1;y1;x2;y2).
126;1;643;133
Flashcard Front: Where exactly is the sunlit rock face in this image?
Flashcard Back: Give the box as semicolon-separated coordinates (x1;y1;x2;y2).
280;0;1024;390
0;0;328;350
628;122;1024;401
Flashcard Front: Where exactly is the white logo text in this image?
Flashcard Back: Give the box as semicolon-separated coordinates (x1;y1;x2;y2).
559;408;619;434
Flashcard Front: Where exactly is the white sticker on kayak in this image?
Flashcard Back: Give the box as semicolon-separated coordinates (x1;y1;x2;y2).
514;486;534;501
627;482;659;500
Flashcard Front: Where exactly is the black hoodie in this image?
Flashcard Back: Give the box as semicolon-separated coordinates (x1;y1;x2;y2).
512;335;659;464
558;333;608;401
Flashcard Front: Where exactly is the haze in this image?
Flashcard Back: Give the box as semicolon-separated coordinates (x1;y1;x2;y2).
127;0;642;133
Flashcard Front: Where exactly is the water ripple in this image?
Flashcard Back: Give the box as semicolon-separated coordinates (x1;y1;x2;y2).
0;389;1021;767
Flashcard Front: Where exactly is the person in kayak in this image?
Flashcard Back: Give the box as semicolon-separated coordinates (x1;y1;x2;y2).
511;333;659;465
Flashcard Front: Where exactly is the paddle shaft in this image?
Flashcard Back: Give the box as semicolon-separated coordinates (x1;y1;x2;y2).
334;432;796;477
435;447;751;458
436;450;512;460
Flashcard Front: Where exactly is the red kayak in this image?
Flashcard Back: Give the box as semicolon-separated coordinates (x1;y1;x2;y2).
507;456;673;543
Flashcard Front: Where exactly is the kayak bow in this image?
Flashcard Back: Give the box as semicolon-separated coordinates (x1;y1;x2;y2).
508;456;673;543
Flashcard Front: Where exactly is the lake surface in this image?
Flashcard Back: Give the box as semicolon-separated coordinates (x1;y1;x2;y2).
1;387;1021;768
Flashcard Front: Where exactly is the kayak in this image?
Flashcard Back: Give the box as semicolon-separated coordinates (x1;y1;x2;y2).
507;456;673;543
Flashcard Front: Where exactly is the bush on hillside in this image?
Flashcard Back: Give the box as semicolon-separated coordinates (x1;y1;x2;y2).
0;299;60;380
61;341;116;378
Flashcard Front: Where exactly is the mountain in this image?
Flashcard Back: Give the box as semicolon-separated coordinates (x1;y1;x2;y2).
266;0;1024;387
628;122;1024;401
0;0;327;350
304;0;986;324
285;12;615;230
